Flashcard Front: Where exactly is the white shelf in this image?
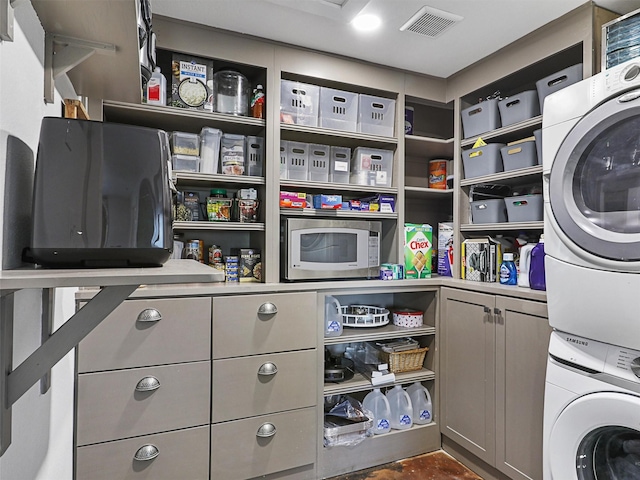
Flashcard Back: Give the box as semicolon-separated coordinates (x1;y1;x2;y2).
460;221;544;232
460;165;543;187
324;324;435;345
279;180;397;195
281;123;397;150
279;209;397;220
324;368;435;396
173;221;265;231
405;186;454;198
173;172;265;187
460;116;542;147
405;135;454;158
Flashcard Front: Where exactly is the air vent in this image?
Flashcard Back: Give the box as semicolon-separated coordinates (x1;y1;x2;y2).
400;6;462;38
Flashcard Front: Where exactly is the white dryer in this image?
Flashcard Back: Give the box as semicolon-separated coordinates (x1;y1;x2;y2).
543;59;640;350
544;330;640;480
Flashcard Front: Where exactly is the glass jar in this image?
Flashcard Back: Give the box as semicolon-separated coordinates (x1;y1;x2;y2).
212;70;250;116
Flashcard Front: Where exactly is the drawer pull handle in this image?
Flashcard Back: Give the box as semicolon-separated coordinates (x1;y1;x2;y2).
134;444;159;461
258;302;278;315
137;308;162;323
256;423;277;438
135;376;161;392
258;362;278;376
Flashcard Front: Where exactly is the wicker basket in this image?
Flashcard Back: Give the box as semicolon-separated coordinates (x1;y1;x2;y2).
380;346;429;373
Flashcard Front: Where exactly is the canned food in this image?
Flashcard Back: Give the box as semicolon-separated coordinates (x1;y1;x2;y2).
183;240;200;261
209;245;223;264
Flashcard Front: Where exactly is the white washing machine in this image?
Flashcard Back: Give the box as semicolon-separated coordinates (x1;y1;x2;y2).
543;59;640;350
544;330;640;480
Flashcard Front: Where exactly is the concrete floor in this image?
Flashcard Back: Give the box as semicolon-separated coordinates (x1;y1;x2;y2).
327;450;483;480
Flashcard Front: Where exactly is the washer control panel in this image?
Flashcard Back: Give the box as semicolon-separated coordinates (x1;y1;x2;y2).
604;59;640;94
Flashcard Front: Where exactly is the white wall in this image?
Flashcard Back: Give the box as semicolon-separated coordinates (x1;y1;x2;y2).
0;3;75;480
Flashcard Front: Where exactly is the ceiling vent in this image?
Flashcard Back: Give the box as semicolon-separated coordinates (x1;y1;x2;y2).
399;6;462;38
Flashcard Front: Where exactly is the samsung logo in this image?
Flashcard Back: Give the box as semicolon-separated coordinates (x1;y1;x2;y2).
566;336;588;346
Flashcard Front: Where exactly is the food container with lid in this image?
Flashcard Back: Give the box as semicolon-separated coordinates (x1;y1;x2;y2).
392;309;424;328
199;127;222;174
170;132;200;156
212;70;251;116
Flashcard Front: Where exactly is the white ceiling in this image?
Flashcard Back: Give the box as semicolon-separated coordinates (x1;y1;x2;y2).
151;0;640;78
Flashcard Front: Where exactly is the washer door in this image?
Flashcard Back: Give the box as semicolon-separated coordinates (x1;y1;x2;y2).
550;87;640;261
549;392;640;479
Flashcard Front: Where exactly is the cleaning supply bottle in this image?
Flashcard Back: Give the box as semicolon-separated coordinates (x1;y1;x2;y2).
146;67;166;106
406;382;433;425
385;385;413;430
518;243;535;288
499;253;517;285
529;235;546;291
362;388;391;435
251;84;265;119
324;295;343;337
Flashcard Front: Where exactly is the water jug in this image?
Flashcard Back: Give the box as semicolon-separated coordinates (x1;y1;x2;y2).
518;244;535;288
324;295;343;337
385;385;413;430
529;235;546;291
406;382;433;425
362;388;391;434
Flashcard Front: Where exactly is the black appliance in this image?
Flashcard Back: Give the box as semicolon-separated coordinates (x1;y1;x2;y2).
27;117;173;268
138;0;156;82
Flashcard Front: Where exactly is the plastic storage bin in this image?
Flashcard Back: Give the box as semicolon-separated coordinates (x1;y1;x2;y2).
534;129;542;165
199;127;221;174
245;136;264;177
536;63;583;113
170;131;200;156
461;98;500;139
357;94;396;137
329;146;351;184
470;198;507;224
308;143;330;182
462;143;505;179
280;140;288;179
220;133;245;175
505;194;543;222
280;80;320;126
171;154;200;172
501;140;538;172
285;141;309;181
498;90;540;127
319;87;358;132
350;147;393;187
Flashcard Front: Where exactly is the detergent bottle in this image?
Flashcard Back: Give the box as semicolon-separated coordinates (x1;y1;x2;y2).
386;385;413;430
324;295;343;337
518;243;535;288
406;382;433;425
362;388;391;435
529;235;546;291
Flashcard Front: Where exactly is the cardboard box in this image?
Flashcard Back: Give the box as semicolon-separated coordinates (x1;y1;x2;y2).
230;248;262;282
461;237;502;282
405;106;414;135
312;194;342;209
404;224;432;279
170;53;214;110
380;263;404;280
437;223;454;277
280;191;307;208
181;191;201;221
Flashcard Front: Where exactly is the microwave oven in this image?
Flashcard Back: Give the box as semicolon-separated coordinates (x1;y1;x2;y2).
281;218;382;281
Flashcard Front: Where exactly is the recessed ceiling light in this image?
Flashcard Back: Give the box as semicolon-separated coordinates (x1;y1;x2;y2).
352;13;381;32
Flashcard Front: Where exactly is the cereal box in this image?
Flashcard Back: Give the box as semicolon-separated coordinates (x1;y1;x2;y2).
437;222;454;277
404;224;432;279
230;248;262;283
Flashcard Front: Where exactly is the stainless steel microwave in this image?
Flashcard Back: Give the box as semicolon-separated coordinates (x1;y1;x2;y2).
281;217;381;281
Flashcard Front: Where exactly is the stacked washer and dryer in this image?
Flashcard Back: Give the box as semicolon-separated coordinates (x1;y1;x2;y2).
542;57;640;479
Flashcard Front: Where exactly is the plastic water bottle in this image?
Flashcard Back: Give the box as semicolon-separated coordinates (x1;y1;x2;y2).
362;388;391;435
385;385;413;430
518;244;535;288
406;382;433;425
499;253;517;285
146;67;166;106
324;295;343;337
529;235;546;291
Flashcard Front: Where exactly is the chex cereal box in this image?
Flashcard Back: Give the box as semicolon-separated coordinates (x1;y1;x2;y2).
404;224;432;279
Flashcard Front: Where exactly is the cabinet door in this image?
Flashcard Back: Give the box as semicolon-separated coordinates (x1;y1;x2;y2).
440;287;496;465
495;296;550;480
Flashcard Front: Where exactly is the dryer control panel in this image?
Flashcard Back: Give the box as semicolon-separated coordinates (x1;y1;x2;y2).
604;58;640;95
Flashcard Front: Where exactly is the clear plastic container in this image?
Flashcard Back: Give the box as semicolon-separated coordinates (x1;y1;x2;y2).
385;385;413;430
308;144;330;182
245;136;264;177
212;70;250;116
279;140;288;179
220;133;245;175
170;132;200;156
362;388;391;435
329;146;351;184
171;154;200;172
319;87;358;132
285;141;309;181
406;382;433;425
324;295;343;337
350;147;393;187
357;94;396;137
280;80;320;126
199;127;222;174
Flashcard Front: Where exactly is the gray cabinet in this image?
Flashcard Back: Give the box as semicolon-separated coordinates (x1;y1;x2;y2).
440;287;550;480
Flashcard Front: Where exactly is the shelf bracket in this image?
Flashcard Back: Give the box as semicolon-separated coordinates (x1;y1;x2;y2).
0;283;138;455
44;33;117;104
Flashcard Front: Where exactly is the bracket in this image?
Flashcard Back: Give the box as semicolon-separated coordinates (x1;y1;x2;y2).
44;33;116;104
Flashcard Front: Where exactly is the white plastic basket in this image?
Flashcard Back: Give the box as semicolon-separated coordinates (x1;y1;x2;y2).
340;305;389;328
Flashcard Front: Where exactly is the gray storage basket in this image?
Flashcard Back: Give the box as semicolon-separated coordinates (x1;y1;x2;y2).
498;90;540;127
501;140;537;172
471;198;507;224
461;98;501;139
462;143;505;179
536;63;582;113
533;129;542;165
505;194;543;222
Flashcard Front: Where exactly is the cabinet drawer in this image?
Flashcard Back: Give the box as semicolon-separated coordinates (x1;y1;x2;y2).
77;361;210;446
213;292;316;358
212;349;316;422
211;407;316;480
78;297;211;373
76;425;209;480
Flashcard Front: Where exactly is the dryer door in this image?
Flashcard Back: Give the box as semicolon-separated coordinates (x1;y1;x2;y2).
548;391;640;479
550;87;640;261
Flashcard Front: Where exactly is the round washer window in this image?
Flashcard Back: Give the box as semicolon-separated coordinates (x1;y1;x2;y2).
576;426;640;479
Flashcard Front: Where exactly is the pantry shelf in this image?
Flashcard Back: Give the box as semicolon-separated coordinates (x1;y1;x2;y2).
173;172;265;187
404;187;454;199
460;165;543;187
404;135;454;158
173;221;265;231
460;221;544;232
324;325;436;345
279;209;397;219
280;123;397;150
460;116;542;147
324;368;436;396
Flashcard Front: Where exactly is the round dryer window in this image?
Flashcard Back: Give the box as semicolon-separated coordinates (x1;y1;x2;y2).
550;87;640;261
548;392;640;479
